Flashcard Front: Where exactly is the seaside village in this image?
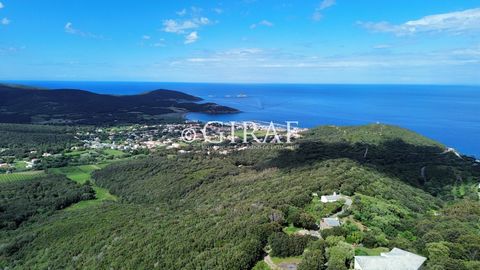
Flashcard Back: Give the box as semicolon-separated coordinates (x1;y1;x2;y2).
0;122;305;173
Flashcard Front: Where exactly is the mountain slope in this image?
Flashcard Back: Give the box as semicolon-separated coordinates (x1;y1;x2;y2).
0;125;479;269
0;84;238;125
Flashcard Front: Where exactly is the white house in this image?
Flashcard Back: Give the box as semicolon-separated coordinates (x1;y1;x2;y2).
354;248;426;270
321;192;342;203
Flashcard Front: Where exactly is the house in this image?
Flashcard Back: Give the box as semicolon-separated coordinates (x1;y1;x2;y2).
354;248;426;270
321;192;342;203
0;163;10;169
320;217;340;230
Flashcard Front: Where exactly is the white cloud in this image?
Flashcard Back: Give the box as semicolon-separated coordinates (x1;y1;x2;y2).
153;41;166;47
213;8;223;14
163;19;196;33
190;6;203;14
166;45;480;72
0;45;25;55
162;17;211;34
319;0;336;10
184;31;198;44
1;17;10;25
359;8;480;36
142;35;151;40
312;0;336;21
223;48;263;56
0;2;4;9
250;20;274;29
187;57;220;62
176;9;187;16
64;22;104;39
373;44;392;49
452;45;480;57
64;22;75;33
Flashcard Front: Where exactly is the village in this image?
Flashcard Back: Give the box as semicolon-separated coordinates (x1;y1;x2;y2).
0;121;306;174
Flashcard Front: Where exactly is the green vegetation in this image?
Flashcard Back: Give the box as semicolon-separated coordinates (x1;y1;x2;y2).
268;232;316;257
0;84;238;125
305;197;344;221
252;261;271;270
49;164;105;184
283;224;302;235
0;123;80;158
0;124;479;269
0;175;95;229
271;256;303;264
0;171;46;183
102;149;125;158
355;246;390;256
49;164;117;209
12;161;27;171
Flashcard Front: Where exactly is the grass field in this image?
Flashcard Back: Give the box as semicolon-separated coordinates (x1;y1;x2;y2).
0;170;45;183
252;261;271;270
49;164;106;184
50;163;118;210
283;224;302;235
63;150;91;156
271;256;302;265
65;186;118;211
14;160;27;171
102;149;125;157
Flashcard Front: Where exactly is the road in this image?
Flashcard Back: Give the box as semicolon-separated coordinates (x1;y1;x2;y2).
330;195;352;218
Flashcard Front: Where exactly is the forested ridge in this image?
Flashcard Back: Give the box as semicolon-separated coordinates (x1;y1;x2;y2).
0;124;80;158
0;84;238;125
0;124;479;269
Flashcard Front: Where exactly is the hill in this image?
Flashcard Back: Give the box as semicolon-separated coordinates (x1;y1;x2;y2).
0;84;238;125
0;125;479;269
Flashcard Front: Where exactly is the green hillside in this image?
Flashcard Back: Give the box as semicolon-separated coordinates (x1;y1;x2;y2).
1;125;479;269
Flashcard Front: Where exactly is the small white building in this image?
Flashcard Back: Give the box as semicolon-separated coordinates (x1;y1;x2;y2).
321;192;342;203
354;248;426;270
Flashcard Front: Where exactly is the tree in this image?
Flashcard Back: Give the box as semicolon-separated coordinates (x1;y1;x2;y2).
298;249;326;270
426;242;451;270
327;242;354;270
327;248;347;270
268;232;315;258
325;236;345;247
297;213;318;230
346;231;364;244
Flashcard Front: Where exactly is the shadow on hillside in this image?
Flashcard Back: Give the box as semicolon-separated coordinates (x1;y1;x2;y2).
263;139;480;195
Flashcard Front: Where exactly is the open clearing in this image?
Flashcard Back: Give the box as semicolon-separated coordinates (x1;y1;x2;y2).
50;163;118;210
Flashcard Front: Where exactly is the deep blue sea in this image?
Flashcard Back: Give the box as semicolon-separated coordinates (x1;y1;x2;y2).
8;81;480;158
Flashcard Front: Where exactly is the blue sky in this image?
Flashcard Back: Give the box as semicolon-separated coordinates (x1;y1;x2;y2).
0;0;479;84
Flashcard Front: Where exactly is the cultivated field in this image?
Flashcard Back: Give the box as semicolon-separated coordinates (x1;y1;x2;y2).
0;170;46;183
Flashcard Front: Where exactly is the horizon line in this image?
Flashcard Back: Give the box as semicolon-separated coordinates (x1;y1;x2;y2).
2;79;479;87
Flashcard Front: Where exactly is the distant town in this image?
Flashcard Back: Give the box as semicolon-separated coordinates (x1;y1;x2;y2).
0;121;306;174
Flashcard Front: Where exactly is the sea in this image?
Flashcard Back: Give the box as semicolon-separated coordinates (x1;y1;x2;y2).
7;81;480;158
